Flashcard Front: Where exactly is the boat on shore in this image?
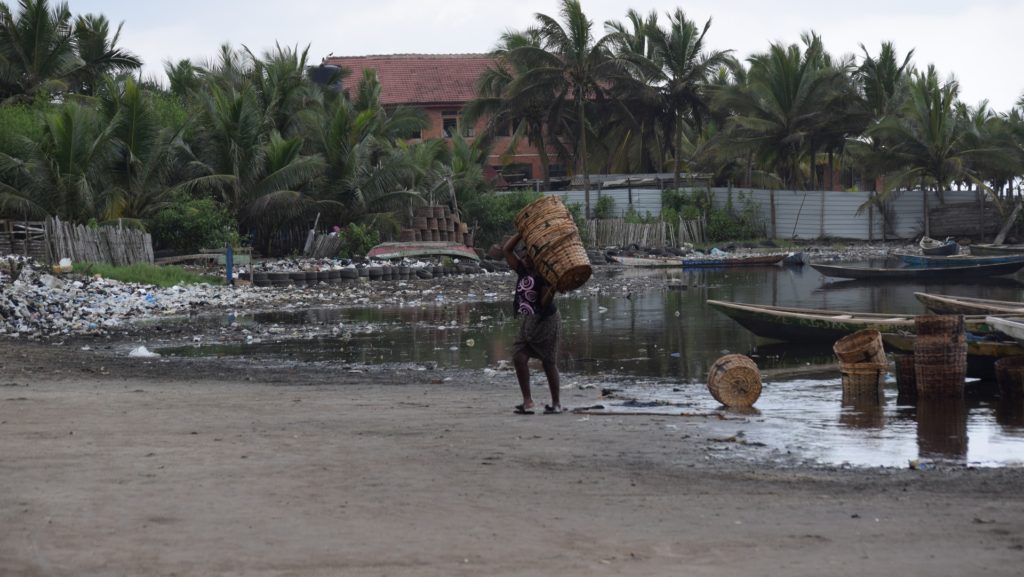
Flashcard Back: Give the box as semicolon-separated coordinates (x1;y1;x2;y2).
681;253;785;267
919;236;959;256
970;244;1024;256
706;300;995;342
882;333;1024;380
914;292;1024;316
811;260;1024;280
608;254;684;267
366;241;480;261
897;252;1024;267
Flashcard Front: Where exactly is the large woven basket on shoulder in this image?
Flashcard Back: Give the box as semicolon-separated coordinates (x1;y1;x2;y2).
514;196;592;292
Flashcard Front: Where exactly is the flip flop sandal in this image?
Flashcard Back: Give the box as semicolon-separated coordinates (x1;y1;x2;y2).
514;404;535;415
544;405;564;414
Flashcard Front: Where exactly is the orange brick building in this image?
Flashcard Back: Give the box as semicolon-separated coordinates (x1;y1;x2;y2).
321;54;562;184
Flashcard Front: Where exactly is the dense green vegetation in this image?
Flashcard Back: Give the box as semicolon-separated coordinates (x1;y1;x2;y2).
73;262;222;286
0;0;1022;252
472;0;1024;223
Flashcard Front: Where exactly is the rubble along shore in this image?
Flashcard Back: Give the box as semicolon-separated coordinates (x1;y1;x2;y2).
1;242;904;339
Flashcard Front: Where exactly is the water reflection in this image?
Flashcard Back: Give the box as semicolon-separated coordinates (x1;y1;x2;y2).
916;399;969;462
839;390;886;429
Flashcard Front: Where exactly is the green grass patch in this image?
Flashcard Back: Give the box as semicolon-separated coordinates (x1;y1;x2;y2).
73;262;224;287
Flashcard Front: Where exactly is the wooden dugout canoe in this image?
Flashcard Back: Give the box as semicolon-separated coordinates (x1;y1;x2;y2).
897;252;1024;268
706;299;995;343
811;260;1024;280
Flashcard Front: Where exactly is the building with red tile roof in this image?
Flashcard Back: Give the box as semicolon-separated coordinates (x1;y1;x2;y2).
322;54;563;184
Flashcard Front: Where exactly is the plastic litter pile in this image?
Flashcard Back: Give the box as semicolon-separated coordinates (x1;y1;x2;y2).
0;255;509;339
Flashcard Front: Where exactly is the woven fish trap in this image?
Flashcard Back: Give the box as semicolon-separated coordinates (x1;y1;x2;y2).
995;356;1024;398
706;354;762;408
839;361;888;393
833;329;887;365
432;206;445;219
915;314;965;339
913;340;966;398
894;353;917;399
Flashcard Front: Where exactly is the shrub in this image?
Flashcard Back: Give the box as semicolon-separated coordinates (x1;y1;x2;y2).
150;196;238;254
73;262;222;287
339;223;379;258
594;195;615;219
462;191;541;249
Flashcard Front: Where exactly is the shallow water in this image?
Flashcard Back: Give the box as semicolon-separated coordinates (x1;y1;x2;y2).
159;263;1024;467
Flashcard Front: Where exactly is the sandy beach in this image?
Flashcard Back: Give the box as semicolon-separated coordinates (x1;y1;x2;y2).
2;337;1023;577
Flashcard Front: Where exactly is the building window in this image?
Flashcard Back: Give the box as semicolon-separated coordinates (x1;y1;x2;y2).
442;110;458;138
548;164;566;177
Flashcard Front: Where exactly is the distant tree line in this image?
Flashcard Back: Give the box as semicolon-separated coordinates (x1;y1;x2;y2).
1;0;1022;253
467;0;1024;222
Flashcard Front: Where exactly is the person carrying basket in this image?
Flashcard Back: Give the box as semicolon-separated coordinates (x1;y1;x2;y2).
503;233;563;415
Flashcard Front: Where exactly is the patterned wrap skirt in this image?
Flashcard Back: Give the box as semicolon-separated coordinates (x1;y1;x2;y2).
513;310;561;364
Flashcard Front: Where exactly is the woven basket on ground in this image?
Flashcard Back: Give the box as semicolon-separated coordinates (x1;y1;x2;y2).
398;229;415;242
412;216;428;229
706;354;762;408
894;353;916;400
839;361;887;395
833;329;887;365
514;196;592;292
995;356;1024;399
915;314;965;339
430;230;440;242
432;206;445;219
913;344;966;398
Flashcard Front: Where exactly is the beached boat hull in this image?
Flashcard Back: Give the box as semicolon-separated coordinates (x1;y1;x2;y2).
366;242;480;261
914;292;1024;316
706;300;994;342
811;260;1024;280
681;254;785;267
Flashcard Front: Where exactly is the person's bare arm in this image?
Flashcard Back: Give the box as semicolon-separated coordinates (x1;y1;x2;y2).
540;285;555;308
502;233;522;269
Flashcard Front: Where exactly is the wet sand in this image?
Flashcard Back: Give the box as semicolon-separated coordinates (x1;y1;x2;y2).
2;342;1023;576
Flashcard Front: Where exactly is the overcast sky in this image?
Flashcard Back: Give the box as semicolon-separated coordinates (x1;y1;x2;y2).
70;0;1024;111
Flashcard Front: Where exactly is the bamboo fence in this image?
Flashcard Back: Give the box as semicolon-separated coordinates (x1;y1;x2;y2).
45;217;154;266
586;217;705;248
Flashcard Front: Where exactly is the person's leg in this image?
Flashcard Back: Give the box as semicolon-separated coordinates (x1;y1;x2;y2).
542;360;560;411
513;349;534;411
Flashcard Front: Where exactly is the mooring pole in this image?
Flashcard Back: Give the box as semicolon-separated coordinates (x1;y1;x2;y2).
225;243;234;286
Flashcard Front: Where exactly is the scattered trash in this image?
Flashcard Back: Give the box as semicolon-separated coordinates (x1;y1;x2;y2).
128;346;160;358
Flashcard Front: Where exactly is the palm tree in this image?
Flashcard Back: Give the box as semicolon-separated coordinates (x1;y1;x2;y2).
866;66;977;236
465;28;568;190
645;9;733;188
715;33;846;189
505;0;626;217
0;0;81;102
98;76;186;224
68;13;141;95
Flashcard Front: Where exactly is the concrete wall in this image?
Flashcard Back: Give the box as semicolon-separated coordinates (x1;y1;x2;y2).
557;188;663;219
534;188;994;240
710;188;990;240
